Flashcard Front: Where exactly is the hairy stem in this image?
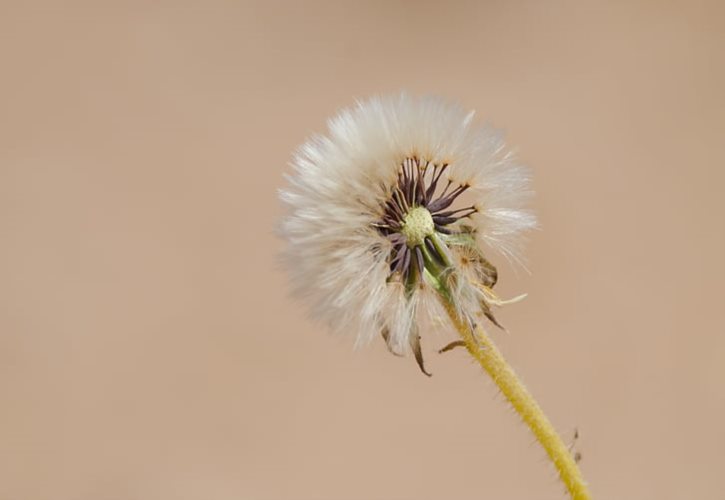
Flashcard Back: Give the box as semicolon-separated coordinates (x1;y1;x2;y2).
440;300;592;499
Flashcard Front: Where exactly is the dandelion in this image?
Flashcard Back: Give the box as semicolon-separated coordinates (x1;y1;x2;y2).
279;94;591;499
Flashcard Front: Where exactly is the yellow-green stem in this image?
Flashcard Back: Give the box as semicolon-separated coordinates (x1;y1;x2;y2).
441;300;592;500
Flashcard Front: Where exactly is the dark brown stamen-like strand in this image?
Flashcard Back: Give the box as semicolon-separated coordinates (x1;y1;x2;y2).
415;246;425;276
434;206;477;218
433;215;460;226
401;245;411;275
391;246;408;274
427;184;470;213
426;163;449;200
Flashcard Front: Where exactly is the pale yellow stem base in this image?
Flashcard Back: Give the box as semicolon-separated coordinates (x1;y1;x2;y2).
442;301;592;500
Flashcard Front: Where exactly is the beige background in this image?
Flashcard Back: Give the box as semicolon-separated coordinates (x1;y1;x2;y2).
1;2;724;499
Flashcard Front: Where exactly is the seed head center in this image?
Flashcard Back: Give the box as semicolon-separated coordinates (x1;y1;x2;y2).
401;206;434;247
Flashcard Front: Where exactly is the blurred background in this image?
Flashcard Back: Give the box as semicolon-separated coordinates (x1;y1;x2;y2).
1;2;724;499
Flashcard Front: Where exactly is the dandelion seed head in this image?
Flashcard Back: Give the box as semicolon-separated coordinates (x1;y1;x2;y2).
279;93;536;372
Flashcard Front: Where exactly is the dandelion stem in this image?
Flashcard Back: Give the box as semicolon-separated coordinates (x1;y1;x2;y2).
440;299;592;500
